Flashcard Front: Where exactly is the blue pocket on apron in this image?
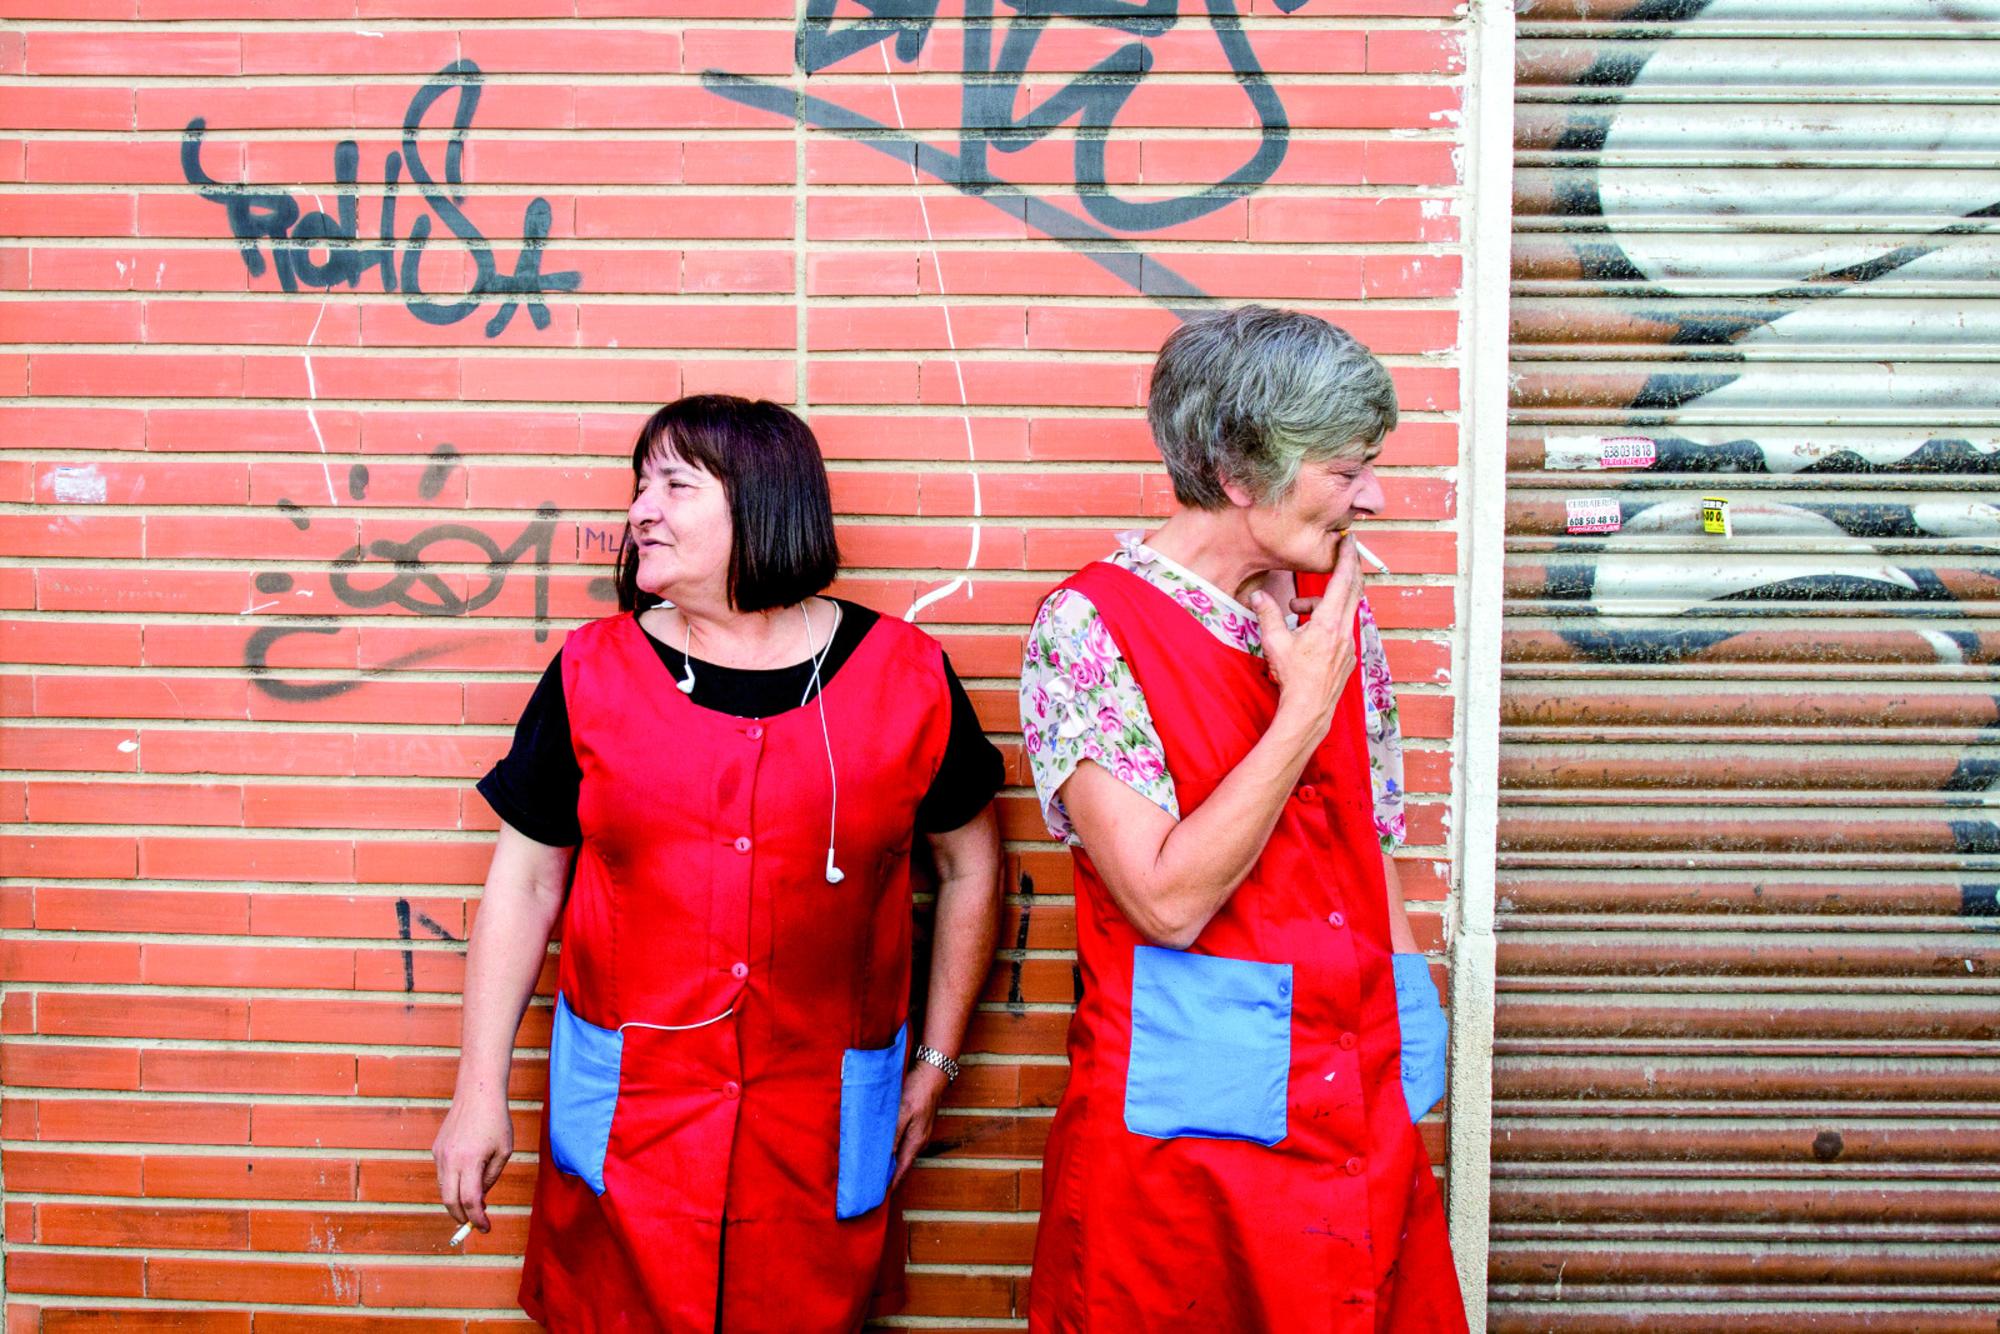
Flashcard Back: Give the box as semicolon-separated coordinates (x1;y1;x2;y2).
1126;946;1292;1145
1393;952;1449;1123
836;1023;907;1219
548;992;623;1196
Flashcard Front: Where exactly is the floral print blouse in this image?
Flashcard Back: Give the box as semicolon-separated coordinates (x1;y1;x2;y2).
1021;532;1407;852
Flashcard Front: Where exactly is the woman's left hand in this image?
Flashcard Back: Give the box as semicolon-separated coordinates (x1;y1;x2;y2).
890;1061;950;1191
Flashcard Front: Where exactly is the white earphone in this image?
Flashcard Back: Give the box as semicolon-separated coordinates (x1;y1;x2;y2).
802;600;844;885
676;619;697;694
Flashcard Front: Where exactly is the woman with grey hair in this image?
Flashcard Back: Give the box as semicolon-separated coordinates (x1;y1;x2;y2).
1019;306;1464;1331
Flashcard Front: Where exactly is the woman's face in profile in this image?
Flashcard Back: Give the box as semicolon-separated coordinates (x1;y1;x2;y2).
1245;454;1385;574
628;442;733;599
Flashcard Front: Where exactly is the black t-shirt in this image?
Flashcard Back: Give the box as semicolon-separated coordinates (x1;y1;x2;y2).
477;599;1005;848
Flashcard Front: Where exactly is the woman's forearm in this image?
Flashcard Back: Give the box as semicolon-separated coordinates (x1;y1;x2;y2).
1071;700;1328;949
1152;704;1324;917
454;827;571;1103
918;806;1003;1061
1382;850;1421;954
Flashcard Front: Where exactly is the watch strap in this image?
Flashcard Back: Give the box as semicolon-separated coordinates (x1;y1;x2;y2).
913;1043;960;1082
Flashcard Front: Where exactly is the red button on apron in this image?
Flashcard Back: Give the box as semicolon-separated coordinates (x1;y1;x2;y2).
730;962;749;979
1339;1032;1357;1050
723;1081;741;1099
733;836;751;853
1298;784;1317;802
1344;1156;1364;1176
1327;911;1346;928
746;725;763;740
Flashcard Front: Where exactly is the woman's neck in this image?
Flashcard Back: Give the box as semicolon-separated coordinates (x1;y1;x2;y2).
649;594;830;670
1143;510;1274;605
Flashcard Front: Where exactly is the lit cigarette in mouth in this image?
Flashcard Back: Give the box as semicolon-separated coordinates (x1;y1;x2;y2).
1350;538;1390;575
449;1221;474;1247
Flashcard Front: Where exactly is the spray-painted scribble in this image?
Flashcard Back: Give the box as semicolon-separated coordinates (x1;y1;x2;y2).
394;897;460;994
182;61;581;338
243;446;596;702
706;0;1310;310
1005;871;1034;1010
796;0;1286;231
327;509;562;623
1517;0;2000;665
1511;0;2000;880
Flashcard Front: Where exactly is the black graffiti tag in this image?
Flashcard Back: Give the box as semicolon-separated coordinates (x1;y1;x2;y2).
795;0;1287;233
1005;870;1034;1010
711;0;1302;311
181;60;580;338
244;452;591;703
394;897;460;994
327;505;561;623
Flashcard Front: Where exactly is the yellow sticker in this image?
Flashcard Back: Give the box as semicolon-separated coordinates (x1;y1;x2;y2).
1701;496;1731;536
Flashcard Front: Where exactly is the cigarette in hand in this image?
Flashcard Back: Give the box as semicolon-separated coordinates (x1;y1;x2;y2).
449;1221;474;1247
1350;538;1391;575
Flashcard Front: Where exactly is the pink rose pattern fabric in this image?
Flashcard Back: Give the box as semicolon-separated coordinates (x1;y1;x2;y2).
1020;533;1408;851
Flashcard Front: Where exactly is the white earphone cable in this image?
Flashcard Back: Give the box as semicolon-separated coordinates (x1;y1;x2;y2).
619;1006;734;1035
804;600;844;885
797;599;841;707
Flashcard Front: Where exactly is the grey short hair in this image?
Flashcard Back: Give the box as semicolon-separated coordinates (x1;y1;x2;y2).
1147;305;1398;509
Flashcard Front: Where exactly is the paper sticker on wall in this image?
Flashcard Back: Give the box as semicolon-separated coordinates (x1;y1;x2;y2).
1702;497;1732;536
1545;433;1658;472
1565;497;1623;534
1598;435;1657;469
48;465;108;504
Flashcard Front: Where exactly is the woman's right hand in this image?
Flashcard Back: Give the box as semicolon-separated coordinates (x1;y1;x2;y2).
433;1090;513;1233
1247;535;1364;730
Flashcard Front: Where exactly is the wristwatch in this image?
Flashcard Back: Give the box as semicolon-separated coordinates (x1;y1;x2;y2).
913;1043;961;1083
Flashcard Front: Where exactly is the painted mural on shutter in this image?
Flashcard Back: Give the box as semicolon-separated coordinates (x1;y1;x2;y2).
1497;1;2000;1328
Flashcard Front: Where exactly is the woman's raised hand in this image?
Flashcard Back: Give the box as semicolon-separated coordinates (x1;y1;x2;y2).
1247;536;1364;730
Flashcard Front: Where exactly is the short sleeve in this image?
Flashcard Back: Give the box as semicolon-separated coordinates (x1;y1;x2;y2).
1018;587;1178;846
1356;595;1406;852
476;652;584;848
914;655;1006;833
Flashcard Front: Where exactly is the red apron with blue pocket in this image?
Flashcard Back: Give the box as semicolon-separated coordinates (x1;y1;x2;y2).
1028;563;1467;1333
518;612;950;1332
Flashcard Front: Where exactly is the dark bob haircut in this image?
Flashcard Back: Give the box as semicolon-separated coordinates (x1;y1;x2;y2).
614;395;840;614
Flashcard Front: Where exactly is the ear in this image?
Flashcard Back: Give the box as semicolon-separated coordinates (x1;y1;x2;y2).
1219;477;1258;510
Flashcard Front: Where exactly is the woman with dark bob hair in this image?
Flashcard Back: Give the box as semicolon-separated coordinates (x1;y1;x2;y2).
1020;308;1465;1330
435;394;1005;1332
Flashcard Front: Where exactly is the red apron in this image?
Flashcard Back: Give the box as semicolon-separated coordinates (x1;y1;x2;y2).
1028;562;1465;1333
519;612;951;1332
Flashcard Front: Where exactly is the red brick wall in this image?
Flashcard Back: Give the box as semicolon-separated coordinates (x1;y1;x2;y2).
0;1;1469;1326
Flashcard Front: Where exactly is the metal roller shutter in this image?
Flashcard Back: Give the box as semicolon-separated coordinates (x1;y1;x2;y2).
1497;1;2000;1328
